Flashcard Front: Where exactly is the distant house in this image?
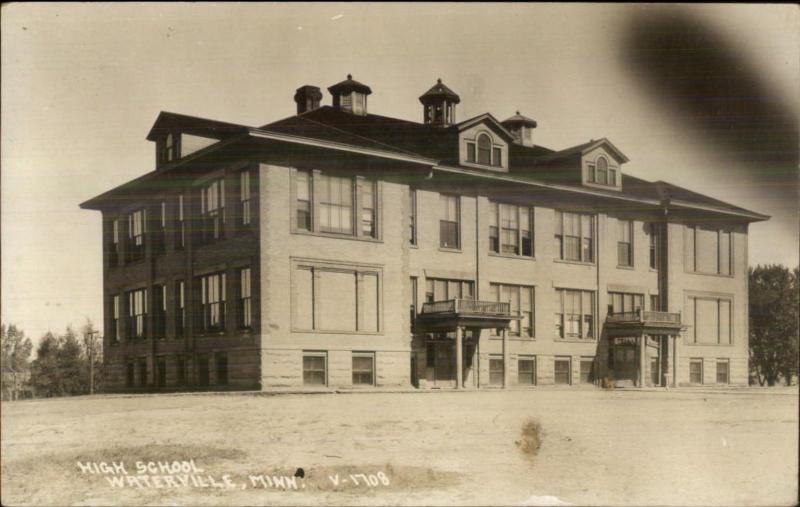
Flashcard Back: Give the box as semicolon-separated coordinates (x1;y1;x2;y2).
1;367;33;400
80;75;768;392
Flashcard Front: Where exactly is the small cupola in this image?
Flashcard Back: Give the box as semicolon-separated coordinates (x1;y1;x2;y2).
501;111;537;147
327;74;372;115
294;85;323;114
419;78;460;126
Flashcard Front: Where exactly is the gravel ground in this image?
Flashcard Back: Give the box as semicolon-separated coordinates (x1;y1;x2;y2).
1;387;797;506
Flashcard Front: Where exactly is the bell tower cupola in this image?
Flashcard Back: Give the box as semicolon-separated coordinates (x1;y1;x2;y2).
419;78;460;126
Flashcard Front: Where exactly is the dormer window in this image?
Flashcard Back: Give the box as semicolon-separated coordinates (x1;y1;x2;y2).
466;133;503;167
478;134;491;165
158;133;179;166
587;155;617;186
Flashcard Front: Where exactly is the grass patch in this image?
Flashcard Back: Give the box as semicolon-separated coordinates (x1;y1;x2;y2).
516;418;543;458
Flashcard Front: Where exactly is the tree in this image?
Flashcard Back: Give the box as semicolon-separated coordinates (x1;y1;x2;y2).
749;265;799;386
30;324;103;397
1;324;33;400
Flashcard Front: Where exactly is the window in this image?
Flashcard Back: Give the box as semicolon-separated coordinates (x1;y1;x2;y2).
609;292;644;314
200;272;226;333
554;211;594;262
689;358;703;384
175;194;185;249
200;178;225;243
126;288;147;339
303;352;327;386
127;209;146;263
716;359;729;384
650;295;660;311
439;194;460;249
466;142;476;163
293;264;380;333
597;157;608;184
137;358;148;387
617;219;633;267
161;133;176;164
296;170;312;231
686;296;732;344
352;352;375;386
126;361;135;387
685;226;732;275
109;219;120;266
492;147;502;167
319;174;353;235
648;223;659;270
588;156;617;186
176;356;187;385
361;180;376;238
216;353;228;386
580;358;594;384
518;356;536;385
156;357;166;388
477;134;492;165
488;284;534;337
239;170;251;227
425;278;474;302
153;284;166;339
240;267;252;329
489;202;534;257
554;357;571;385
110;295;120;342
197;354;209;387
409;189;417;246
152;201;166;256
555;289;594;339
175;280;185;337
410;277;418;332
489;356;504;386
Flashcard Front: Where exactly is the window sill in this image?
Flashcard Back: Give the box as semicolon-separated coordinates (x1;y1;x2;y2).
291;229;382;244
553;259;595;267
685;270;735;279
488;252;535;261
684;341;734;347
489;335;535;341
554;337;597;343
292;328;382;336
616;264;635;270
438;247;462;254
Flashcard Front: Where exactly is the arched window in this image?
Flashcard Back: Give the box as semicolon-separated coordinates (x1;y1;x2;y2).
596;156;608;184
477;134;492;165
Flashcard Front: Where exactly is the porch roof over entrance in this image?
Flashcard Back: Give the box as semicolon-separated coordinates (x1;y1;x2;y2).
417;298;518;332
605;310;685;338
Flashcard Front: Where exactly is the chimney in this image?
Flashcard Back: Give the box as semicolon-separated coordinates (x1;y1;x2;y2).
501;111;538;147
328;74;372;115
294;85;323;114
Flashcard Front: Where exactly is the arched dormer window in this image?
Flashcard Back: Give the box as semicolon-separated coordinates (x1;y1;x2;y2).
587;155;618;186
596;156;608;184
477;134;492;165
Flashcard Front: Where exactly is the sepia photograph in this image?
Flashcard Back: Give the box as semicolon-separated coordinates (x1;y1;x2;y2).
1;3;798;506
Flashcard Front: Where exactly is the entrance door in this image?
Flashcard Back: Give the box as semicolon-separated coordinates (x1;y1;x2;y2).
613;344;638;384
425;341;456;388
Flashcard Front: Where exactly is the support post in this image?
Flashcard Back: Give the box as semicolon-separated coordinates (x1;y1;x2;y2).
502;328;509;388
639;334;647;387
455;326;463;389
672;335;679;387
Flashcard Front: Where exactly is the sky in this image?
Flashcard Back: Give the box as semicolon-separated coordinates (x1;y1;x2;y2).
2;3;798;344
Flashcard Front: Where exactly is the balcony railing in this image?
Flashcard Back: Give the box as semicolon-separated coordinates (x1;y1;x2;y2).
421;298;512;317
606;309;681;325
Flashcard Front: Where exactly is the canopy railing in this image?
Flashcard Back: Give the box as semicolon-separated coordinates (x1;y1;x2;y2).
421;299;512;317
606;309;681;324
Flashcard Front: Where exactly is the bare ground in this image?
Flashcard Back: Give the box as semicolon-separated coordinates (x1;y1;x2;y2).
1;388;797;506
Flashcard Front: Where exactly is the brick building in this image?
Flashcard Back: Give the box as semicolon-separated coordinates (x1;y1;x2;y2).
80;75;768;391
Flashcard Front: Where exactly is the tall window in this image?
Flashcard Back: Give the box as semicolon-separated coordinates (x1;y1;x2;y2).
110;295;120;342
409;189;417;246
477;134;492;165
175;280;185;337
153;284;166;339
239;170;251;228
554;211;594;262
152;202;166;256
127;209;146;263
215;352;228;386
240;267;252;329
425;278;474;302
126;361;135;387
489;202;533;256
686;296;732;344
176;356;187;385
685;226;732;275
587;156;617;186
361;180;376;238
489;356;504;386
609;292;644;314
410;276;418;332
689;358;703;384
488;283;534;337
617;219;633;267
648;223;659;270
127;288;147;339
296;170;312;231
580;358;594;384
161;133;175;164
716;359;729;384
352;352;375;386
555;289;594;339
109;219;120;266
303;352;327;386
319;174;353;235
138;358;148;387
197;354;210;386
597;157;608;184
293;264;380;333
200;178;225;243
554;357;571;385
175;194;185;249
439;194;460;249
200;272;226;333
518;356;536;385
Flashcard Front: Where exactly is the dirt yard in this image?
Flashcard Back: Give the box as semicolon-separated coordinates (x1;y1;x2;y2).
1;388;797;506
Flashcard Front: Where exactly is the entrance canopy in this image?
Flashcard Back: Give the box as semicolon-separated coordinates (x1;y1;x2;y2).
416;298;518;333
